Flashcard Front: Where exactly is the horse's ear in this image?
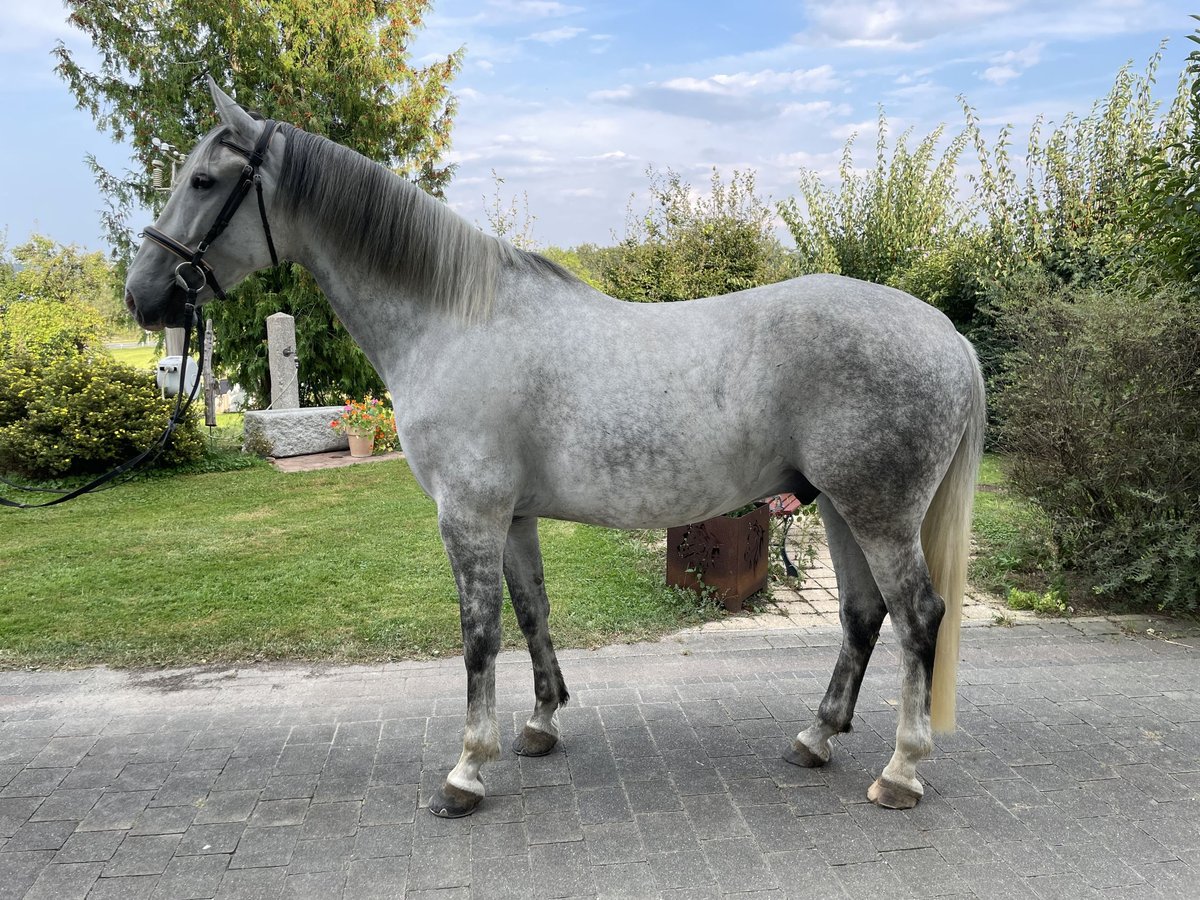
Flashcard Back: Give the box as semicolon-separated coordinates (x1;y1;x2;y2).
207;75;258;140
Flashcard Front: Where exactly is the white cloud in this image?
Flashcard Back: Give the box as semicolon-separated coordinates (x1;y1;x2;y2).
982;65;1020;85
526;26;586;44
661;65;841;96
981;41;1043;84
800;0;1020;49
486;0;583;20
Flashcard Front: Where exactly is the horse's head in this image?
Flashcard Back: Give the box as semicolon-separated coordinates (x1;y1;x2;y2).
124;78;286;330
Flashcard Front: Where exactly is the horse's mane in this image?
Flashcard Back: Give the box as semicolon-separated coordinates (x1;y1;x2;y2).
274;124;572;321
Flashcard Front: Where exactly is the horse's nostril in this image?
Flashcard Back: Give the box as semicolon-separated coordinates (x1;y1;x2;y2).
125;290;137;313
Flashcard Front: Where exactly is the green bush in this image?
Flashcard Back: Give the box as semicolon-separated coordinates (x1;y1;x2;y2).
0;235;112;361
597;167;795;303
995;279;1200;611
780;111;968;295
0;354;205;479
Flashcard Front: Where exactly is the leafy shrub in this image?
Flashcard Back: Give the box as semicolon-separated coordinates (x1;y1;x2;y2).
0;235;111;361
1120;19;1200;290
780;112;968;293
598;167;795;302
0;354;205;479
995;279;1200;611
1006;586;1069;616
962;47;1177;288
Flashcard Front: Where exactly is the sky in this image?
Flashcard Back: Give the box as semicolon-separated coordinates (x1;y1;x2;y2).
0;0;1192;255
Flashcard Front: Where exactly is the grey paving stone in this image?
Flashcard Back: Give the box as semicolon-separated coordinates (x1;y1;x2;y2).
300;801;359;840
589;860;658;899
766;848;849;898
406;835;470;891
470;822;528;860
1;617;1198;899
29;787;103;822
249;798;309;827
0;849;54;900
151;854;230;900
352;823;412;859
177;822;244;856
576;784;632;825
5;817;77;851
229;824;301;869
80;873;159;900
21;861;104;900
55;828;127;864
129;804;198;836
104;834;183;877
582;821;646;866
286;837;354;875
280;870;346;900
193;790;261;825
635;810;699;855
703;837;779;894
112;763;175;794
0;766;68;798
834;859;907;897
803;812;882;865
78;791;154;831
529;840;596;898
215;865;287;899
644;849;715;891
525;808;583;845
469;852;531;900
343;855;407;900
360;783;417;825
263;774;319;801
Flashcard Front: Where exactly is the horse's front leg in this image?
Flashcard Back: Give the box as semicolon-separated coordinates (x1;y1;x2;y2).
504;516;570;757
428;501;510;818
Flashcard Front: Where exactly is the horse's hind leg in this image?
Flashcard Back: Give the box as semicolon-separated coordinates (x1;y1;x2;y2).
787;496;887;768
428;501;509;819
504;516;569;757
856;533;945;810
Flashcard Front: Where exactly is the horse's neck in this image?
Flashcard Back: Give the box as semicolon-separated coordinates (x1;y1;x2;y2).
295;228;502;393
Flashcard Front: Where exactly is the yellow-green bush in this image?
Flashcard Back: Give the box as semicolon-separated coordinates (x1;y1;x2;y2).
0;355;204;479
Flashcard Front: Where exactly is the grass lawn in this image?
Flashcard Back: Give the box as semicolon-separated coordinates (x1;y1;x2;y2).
0;459;717;668
108;344;158;371
970;452;1057;599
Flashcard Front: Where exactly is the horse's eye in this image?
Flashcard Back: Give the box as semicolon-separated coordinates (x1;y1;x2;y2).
191;173;215;190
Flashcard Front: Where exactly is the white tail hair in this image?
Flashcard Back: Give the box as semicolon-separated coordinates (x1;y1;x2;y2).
922;338;986;734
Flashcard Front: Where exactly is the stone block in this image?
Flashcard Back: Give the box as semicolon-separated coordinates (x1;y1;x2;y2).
243;407;348;458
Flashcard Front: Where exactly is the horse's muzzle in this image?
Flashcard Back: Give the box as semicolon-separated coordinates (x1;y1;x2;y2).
124;286;191;331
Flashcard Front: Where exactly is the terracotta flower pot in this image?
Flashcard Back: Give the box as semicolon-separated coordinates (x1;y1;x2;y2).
347;429;375;458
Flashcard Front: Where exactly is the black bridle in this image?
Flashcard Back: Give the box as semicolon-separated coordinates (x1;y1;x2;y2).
1;120;280;509
142;120;281;301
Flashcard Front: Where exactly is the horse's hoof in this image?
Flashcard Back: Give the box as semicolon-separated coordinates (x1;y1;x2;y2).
783;739;826;768
513;724;558;757
428;782;483;818
867;777;922;809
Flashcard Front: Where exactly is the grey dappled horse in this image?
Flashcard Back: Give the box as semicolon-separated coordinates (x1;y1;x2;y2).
125;80;985;818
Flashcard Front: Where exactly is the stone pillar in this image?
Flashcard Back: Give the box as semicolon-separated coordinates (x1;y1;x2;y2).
164;327;185;357
266;312;300;410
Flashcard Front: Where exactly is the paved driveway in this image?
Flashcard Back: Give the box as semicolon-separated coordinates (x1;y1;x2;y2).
2;617;1198;899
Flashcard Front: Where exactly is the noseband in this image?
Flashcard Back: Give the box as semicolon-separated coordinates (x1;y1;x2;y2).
142;119;281;307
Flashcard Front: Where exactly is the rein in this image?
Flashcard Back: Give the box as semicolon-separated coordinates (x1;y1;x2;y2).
0;120;280;509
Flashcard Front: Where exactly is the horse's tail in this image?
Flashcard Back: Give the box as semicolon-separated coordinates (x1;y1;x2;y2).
923;337;986;734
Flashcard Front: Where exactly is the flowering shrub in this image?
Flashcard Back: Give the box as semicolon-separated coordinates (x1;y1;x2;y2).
330;396;398;452
0;353;204;478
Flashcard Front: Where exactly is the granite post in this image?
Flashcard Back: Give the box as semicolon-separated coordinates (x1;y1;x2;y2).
266;312;300;410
